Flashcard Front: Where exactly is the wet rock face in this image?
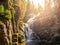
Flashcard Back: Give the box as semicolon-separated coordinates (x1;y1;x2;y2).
27;14;60;43
14;5;20;23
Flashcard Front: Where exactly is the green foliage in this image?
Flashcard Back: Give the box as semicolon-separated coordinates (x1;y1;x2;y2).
17;0;26;43
8;0;15;14
11;7;16;14
0;21;4;34
0;21;4;25
0;9;12;20
8;0;13;9
0;5;4;13
0;4;13;20
5;9;12;20
0;0;15;45
5;9;10;15
0;0;26;44
18;30;25;43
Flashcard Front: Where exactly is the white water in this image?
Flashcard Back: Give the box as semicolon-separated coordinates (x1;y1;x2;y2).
23;23;33;42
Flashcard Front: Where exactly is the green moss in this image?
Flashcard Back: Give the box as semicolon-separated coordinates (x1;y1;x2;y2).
0;5;4;13
18;30;25;43
18;34;25;43
8;0;13;9
5;9;11;15
11;7;16;14
5;9;12;20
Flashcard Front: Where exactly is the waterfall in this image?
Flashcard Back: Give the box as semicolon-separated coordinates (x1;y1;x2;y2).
23;23;33;42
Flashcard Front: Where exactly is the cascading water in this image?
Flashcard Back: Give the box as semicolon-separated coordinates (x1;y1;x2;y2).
23;23;33;42
23;13;41;42
23;23;41;45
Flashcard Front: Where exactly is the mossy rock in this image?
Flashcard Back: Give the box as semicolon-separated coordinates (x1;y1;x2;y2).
18;31;25;43
5;9;12;20
0;5;4;13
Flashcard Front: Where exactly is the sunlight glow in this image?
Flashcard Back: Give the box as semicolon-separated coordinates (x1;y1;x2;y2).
32;0;38;7
26;0;45;8
30;0;45;8
38;0;45;8
27;13;40;23
50;0;55;8
26;0;55;8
